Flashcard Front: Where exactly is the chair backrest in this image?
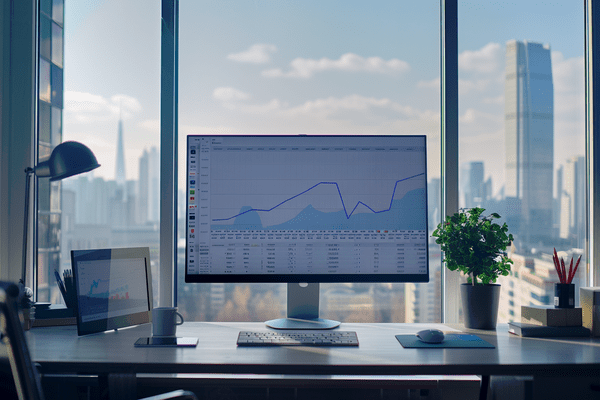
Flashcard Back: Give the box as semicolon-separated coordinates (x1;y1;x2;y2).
0;282;45;400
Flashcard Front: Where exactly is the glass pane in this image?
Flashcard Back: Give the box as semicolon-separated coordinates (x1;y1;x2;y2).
40;16;51;60
51;63;63;107
39;102;51;144
51;106;62;147
52;0;64;25
41;0;51;18
37;215;61;303
38;179;51;213
179;1;441;323
57;0;161;306
458;1;585;323
52;22;63;67
39;58;51;102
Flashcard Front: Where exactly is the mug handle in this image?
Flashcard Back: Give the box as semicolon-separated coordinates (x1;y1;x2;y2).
175;311;184;325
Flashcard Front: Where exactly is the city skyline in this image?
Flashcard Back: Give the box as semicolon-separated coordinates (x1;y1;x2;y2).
62;1;585;200
53;1;588;324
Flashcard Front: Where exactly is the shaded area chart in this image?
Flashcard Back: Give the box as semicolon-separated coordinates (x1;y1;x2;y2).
212;188;426;231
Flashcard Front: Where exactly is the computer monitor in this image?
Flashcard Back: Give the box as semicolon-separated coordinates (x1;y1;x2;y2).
185;135;429;329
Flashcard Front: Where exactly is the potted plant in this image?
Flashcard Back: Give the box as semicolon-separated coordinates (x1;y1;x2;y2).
432;207;514;329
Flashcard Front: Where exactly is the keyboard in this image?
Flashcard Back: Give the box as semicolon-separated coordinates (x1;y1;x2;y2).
237;330;359;346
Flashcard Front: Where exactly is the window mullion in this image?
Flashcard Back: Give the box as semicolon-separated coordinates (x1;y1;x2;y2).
441;0;459;323
586;0;600;286
160;0;178;307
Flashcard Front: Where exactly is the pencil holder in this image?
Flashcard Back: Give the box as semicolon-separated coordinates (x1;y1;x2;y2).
554;283;575;308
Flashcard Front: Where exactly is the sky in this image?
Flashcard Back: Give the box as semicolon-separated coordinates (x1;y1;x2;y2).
62;0;585;199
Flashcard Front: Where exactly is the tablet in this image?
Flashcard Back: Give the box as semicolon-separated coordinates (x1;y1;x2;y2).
71;247;153;336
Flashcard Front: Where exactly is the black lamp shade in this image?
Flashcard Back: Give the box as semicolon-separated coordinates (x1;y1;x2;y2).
34;141;101;181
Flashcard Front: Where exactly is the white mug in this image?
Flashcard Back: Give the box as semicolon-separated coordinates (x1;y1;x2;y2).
152;307;184;337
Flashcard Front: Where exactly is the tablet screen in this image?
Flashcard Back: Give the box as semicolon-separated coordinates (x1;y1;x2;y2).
71;247;153;336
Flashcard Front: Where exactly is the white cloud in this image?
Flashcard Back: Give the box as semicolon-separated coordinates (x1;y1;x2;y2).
282;95;420;119
551;52;585;137
263;53;410;79
214;93;435;130
459;42;502;74
459;108;503;126
227;44;277;64
64;91;142;123
213;87;251;102
552;52;584;95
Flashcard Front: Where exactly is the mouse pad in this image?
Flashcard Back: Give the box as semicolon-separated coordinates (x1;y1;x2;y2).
395;334;495;348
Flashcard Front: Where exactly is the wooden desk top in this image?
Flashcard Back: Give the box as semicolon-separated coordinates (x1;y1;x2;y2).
25;322;600;376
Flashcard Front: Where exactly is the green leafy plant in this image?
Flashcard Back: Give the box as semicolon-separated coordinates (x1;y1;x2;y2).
432;207;514;285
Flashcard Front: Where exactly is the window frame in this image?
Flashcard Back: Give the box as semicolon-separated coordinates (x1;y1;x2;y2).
587;0;600;286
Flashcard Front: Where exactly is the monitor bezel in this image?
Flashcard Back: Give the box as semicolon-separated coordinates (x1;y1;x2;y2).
184;134;429;284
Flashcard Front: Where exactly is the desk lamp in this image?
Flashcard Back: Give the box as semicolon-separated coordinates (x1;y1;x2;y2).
20;141;100;290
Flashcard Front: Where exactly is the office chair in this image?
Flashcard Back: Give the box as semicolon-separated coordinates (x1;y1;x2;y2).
0;282;198;400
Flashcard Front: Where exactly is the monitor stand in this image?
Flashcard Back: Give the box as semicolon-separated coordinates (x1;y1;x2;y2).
265;282;340;329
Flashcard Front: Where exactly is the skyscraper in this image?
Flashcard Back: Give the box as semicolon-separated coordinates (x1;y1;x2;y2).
138;147;159;224
38;0;64;297
504;40;554;244
138;149;150;225
115;116;127;189
460;161;484;208
559;156;585;247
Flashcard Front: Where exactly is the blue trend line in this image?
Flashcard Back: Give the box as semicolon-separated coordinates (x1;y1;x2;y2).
212;173;425;222
87;278;110;296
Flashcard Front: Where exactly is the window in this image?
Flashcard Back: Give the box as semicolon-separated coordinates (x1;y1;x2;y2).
15;0;595;321
177;1;441;323
458;1;585;323
34;0;161;305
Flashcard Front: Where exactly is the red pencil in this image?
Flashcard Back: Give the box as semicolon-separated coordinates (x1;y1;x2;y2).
569;255;581;284
553;249;563;283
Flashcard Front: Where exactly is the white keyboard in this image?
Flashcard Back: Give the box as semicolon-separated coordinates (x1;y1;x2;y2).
237;330;359;346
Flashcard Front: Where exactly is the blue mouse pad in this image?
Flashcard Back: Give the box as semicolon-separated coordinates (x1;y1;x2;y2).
395;334;495;348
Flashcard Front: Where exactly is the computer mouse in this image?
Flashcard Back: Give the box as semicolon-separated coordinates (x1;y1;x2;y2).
416;329;445;344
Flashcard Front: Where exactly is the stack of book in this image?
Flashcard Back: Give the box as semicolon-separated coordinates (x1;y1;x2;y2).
508;305;591;337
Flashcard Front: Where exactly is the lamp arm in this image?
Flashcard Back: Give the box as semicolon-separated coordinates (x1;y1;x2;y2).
21;168;34;286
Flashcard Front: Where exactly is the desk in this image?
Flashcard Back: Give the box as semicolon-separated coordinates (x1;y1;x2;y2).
25;322;600;399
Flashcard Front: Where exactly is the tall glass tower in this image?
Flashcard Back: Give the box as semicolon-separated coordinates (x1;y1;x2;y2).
504;40;554;244
116;117;126;187
38;0;64;300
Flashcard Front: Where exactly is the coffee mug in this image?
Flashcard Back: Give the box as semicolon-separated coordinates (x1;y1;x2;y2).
152;307;184;337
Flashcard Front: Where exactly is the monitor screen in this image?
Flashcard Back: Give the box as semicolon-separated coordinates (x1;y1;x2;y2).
185;135;428;284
